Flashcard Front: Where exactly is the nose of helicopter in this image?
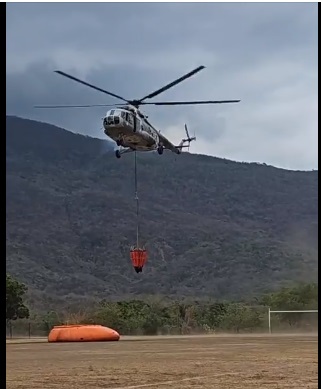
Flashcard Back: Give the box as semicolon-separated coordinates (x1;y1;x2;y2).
103;115;120;128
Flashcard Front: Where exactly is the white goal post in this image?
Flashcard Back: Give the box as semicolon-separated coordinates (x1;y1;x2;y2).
268;308;318;334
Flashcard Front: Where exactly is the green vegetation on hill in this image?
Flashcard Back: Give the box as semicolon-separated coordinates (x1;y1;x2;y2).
6;276;318;336
6;116;318;306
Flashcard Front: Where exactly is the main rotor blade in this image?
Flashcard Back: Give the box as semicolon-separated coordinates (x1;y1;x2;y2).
139;66;206;102
34;103;124;109
141;100;241;106
54;70;129;103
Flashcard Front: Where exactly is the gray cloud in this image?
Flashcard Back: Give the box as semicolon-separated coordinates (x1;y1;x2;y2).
6;2;318;170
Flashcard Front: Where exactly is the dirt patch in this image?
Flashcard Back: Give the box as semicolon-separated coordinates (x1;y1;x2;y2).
6;334;318;389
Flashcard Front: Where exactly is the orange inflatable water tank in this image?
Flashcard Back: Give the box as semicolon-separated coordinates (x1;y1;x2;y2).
48;324;120;342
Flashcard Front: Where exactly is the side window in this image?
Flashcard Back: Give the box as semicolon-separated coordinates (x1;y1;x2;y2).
121;111;126;119
128;114;134;125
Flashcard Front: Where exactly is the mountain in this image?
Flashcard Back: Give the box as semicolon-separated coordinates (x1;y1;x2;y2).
6;116;318;306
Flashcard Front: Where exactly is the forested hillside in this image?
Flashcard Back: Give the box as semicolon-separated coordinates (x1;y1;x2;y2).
6;116;318;306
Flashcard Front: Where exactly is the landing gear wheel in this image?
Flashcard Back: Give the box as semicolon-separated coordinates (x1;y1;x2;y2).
115;150;121;159
157;146;164;155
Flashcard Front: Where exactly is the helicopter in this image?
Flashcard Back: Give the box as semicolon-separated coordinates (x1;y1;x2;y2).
35;66;240;158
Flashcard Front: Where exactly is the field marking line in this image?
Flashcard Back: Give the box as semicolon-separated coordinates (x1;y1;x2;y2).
108;376;207;389
108;373;239;389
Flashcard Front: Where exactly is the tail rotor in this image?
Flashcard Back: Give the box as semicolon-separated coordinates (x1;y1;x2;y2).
176;124;196;153
183;123;196;152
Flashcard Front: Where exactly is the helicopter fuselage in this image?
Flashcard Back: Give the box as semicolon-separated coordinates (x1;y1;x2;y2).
103;107;160;151
35;66;239;160
35;66;239;159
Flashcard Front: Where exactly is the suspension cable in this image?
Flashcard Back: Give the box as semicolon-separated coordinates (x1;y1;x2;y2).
134;151;139;248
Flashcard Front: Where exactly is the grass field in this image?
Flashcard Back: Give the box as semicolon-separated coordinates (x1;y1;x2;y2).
6;334;318;389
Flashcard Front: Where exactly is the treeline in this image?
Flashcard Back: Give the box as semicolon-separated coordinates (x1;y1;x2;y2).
6;274;318;336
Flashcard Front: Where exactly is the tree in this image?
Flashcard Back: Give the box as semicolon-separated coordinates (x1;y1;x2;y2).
6;274;30;323
94;301;126;332
41;311;62;334
219;303;262;333
194;301;227;330
261;283;318;327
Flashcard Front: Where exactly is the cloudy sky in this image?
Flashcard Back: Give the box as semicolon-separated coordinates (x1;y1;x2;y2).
6;2;318;170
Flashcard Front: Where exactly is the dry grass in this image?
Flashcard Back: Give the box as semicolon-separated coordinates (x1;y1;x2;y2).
6;334;318;389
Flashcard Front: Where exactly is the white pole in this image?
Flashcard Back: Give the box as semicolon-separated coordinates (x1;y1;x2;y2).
268;307;271;334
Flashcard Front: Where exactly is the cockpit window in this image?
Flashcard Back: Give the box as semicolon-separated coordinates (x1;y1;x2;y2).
121;111;126;119
110;110;115;115
112;110;123;116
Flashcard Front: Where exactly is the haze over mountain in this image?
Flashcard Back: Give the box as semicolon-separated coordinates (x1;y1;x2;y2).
6;116;318;307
